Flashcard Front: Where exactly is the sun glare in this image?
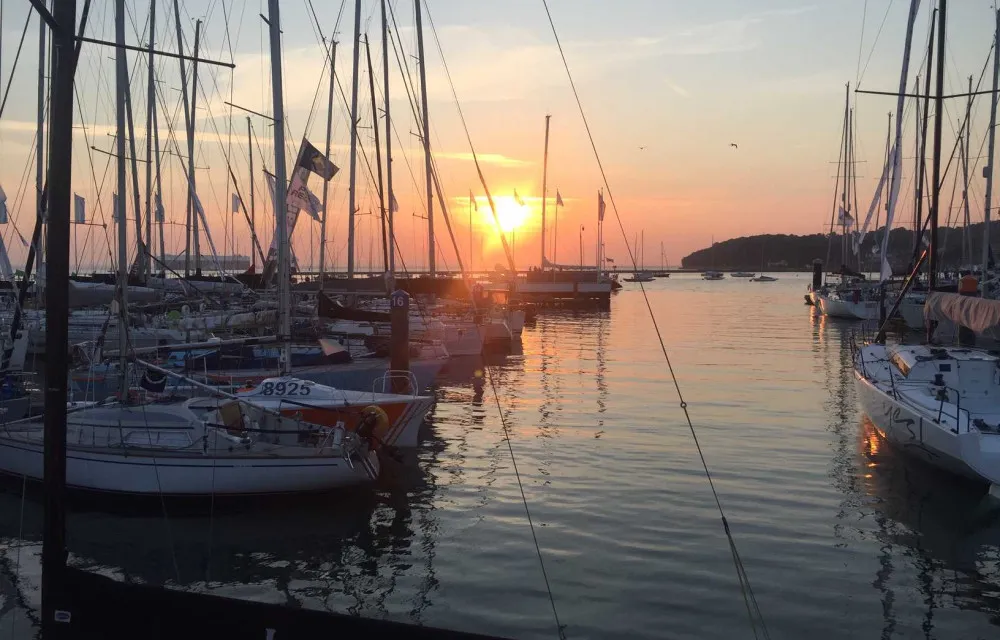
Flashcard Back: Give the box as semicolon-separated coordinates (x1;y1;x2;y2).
488;196;529;233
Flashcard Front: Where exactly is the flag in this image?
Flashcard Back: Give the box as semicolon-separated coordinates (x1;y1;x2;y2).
0;185;7;225
112;192;120;223
295;137;339;181
231;192;241;214
837;206;853;228
470;191;478;211
598;191;606;222
286;166;312;211
606;257;615;263
556;190;564;207
514;189;524;207
304;188;323;222
74;193;86;223
155;194;164;222
390;192;399;213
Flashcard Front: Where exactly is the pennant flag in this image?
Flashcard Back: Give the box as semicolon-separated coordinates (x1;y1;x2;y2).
74;193;86;223
606;257;615;263
556;190;564;207
0;185;7;224
390;192;399;213
296;138;339;181
470;191;478;211
598;191;606;222
231;192;241;214
155;194;164;222
514;189;525;207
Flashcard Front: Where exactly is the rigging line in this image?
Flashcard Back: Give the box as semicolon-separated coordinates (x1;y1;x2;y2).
855;0;868;88
0;8;32;120
422;5;515;271
857;0;895;87
538;1;770;637
419;5;558;635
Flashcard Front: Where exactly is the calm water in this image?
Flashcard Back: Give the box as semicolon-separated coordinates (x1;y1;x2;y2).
2;274;1000;639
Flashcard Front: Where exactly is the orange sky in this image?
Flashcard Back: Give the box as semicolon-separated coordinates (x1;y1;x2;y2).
1;1;998;273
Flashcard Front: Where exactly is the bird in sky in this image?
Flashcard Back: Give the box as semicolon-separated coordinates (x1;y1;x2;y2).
730;143;739;149
638;146;647;150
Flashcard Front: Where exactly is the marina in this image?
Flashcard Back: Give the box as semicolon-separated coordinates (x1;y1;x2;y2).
2;0;1000;638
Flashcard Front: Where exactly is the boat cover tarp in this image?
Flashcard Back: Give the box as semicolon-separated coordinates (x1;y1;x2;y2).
924;292;1000;333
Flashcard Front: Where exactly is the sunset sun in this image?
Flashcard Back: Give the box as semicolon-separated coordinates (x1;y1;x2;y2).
488;196;529;233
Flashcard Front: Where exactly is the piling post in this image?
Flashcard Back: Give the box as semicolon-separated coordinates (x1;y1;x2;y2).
390;289;411;393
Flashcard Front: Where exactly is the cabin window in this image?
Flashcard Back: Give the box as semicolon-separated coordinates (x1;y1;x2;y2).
939;364;952;372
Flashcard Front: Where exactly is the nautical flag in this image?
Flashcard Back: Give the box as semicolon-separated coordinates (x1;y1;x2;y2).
304;188;323;222
155;194;164;222
231;192;241;214
74;193;86;223
606;257;615;263
837;206;854;228
556;190;564;207
514;189;524;207
112;192;120;223
598;191;606;222
0;185;7;225
390;192;399;213
470;191;478;211
295;138;339;181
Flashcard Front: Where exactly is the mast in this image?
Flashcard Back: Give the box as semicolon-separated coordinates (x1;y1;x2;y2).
115;0;129;399
838;84;850;274
172;0;192;276
247;116;256;273
983;8;1000;284
928;0;947;297
845;107;854;271
915;10;936;267
144;0;155;278
35;0;46;274
190;19;202;275
319;40;337;285
415;0;434;275
42;0;75;634
469;194;474;272
267;0;291;374
962;75;973;266
153;95;165;276
541;114;550;268
124;75;145;282
346;0;361;279
366;36;389;273
382;0;395;275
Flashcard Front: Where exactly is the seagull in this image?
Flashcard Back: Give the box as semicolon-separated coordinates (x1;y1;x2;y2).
638;146;647;151
730;143;739;149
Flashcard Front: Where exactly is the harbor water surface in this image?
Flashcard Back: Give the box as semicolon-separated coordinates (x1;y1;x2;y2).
2;275;1000;638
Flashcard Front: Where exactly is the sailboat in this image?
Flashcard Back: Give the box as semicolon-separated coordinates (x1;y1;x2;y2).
652;241;671;277
702;236;725;280
854;0;1000;493
749;238;777;282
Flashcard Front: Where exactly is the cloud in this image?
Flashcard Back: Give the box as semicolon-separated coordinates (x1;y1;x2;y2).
666;80;690;98
435;151;531;167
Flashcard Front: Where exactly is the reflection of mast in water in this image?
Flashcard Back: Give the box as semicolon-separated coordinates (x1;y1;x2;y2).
595;313;609;419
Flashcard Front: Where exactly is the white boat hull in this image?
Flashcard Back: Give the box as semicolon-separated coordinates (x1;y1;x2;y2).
818;295;878;320
0;436;378;495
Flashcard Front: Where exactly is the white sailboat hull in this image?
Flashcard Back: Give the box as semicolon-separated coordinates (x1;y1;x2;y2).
0;436;377;495
854;370;1000;484
818;295;878;320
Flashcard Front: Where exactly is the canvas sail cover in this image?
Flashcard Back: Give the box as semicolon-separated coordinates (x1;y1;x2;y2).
924;292;1000;333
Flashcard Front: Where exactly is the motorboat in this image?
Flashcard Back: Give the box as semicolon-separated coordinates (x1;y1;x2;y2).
853;293;1000;491
623;272;655;283
750;275;777;282
702;271;725;281
730;271;755;278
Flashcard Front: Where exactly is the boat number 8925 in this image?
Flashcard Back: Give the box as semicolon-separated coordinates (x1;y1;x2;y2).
259;381;311;396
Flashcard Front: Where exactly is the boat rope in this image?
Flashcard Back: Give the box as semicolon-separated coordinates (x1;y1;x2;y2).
857;0;895;87
539;2;770;637
420;5;564;636
0;7;31;120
